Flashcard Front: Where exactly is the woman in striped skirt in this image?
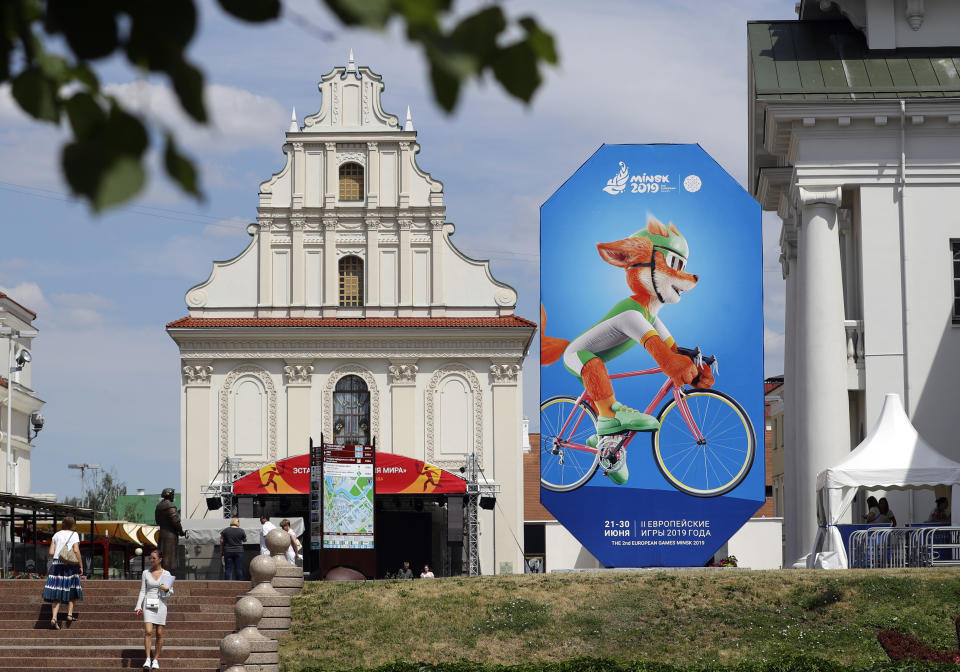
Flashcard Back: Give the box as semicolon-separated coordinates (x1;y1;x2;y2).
42;516;84;629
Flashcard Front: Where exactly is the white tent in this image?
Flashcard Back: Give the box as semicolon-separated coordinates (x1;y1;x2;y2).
808;393;960;569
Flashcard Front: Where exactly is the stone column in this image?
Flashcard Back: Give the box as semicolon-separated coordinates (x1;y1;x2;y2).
489;362;523;574
793;186;850;564
257;222;272;312
366;141;379;209
430;217;445;315
246;554;291;640
398;141;411;208
365;218;380;307
779;215;801;563
322;219;338;315
292;141;305;209
398;218;412;310
291;219;305;315
284;362;314;459
388;361;418;456
235;596;279;672
323;142;337;209
182;362;213;520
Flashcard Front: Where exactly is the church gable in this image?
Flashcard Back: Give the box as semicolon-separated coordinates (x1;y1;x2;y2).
182;55;517;320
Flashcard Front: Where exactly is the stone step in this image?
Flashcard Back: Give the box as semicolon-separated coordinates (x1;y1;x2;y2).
0;621;233;633
0;633;223;646
0;649;220;669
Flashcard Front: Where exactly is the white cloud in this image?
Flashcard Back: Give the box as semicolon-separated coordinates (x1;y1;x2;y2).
105;81;288;155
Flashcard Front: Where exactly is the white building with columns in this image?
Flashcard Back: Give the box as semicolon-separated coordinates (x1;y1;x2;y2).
166;55;535;574
0;291;44;496
750;0;960;564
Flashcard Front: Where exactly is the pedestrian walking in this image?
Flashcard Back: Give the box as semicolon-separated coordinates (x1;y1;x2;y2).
259;514;277;555
279;519;302;564
135;549;175;669
42;516;84;629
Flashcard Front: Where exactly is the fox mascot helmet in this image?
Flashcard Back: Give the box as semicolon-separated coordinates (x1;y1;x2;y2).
628;224;689;273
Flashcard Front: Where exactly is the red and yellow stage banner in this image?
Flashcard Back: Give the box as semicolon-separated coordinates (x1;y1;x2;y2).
232;452;466;496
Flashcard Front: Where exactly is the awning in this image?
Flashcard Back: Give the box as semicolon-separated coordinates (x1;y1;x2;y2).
34;521;159;546
232;452;467;496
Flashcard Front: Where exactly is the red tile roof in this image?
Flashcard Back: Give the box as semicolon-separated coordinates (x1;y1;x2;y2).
0;292;37;320
166;315;537;329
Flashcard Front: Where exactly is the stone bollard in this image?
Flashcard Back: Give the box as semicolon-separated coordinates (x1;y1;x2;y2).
220;632;251;672
236;595;279;672
246;554;291;640
265;527;304;596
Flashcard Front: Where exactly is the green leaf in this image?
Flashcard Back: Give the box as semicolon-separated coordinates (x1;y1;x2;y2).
68;62;100;92
518;17;558;64
324;0;392;28
44;0;119;60
104;105;149;157
11;68;59;121
428;59;460;112
491;42;540;103
63;92;106;138
63;142;145;212
217;0;280;23
171;60;207;122
450;6;505;62
94;156;146;211
164;133;200;196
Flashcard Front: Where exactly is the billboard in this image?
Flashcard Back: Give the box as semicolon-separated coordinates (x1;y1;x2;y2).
321;444;375;550
540;144;764;567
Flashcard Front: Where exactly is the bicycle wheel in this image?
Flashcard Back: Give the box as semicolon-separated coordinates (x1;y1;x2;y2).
652;390;755;497
540;396;601;492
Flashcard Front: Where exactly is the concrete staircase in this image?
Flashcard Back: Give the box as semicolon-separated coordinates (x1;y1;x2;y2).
0;579;247;671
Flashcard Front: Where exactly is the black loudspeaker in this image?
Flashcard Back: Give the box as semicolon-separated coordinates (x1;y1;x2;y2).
447;497;463;543
206;497;222;511
479;496;496;510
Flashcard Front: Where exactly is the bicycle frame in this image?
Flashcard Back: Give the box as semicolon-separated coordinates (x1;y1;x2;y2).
553;366;707;453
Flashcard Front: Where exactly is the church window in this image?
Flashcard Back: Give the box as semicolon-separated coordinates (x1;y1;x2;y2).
333;375;370;445
339;162;364;201
339;255;364;307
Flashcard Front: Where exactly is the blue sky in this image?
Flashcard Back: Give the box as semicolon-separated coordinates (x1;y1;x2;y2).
0;1;796;501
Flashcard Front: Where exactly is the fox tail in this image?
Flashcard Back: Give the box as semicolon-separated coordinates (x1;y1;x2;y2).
540;304;569;366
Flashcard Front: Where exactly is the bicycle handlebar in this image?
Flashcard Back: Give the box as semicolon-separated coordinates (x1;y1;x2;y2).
676;346;716;367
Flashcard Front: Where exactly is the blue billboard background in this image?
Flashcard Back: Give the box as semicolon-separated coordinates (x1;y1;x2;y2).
540;144;764;567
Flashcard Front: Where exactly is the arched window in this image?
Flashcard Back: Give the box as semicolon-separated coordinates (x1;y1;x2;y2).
339;255;364;307
333;375;370;445
338;162;364;201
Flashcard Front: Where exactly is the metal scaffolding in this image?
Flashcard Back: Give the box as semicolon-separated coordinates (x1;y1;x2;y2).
199;458;241;519
463;454;500;576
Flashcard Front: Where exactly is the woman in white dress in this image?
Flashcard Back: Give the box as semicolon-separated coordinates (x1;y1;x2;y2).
135;549;174;669
279;519;302;564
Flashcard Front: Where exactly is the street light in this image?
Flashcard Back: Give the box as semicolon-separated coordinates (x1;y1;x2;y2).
68;464;100;509
2;326;37;494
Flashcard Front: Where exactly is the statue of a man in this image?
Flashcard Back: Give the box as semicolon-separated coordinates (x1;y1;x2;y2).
155;488;186;572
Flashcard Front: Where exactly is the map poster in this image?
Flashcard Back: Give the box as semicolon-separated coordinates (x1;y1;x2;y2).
321;443;375;550
309;438;323;551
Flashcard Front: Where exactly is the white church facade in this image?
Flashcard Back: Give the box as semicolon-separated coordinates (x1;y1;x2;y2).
750;0;960;564
166;55;535;575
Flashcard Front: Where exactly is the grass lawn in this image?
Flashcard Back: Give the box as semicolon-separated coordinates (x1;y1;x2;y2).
279;569;960;671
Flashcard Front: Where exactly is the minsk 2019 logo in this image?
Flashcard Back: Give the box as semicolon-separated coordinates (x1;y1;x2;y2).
602;161;630;194
602;162;683;195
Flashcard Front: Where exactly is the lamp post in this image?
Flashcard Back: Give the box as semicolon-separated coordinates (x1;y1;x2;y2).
68;464;100;509
2;326;36;494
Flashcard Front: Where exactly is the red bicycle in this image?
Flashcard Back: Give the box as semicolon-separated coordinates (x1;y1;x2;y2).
540;347;755;496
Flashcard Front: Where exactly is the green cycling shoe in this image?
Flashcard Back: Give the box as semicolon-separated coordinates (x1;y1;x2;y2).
596;401;659;435
585;434;630;485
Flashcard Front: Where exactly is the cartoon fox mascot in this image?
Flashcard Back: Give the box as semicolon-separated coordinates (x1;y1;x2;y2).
541;215;714;484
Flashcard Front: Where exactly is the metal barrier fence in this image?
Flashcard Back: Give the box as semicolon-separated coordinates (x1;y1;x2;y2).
848;526;960;568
